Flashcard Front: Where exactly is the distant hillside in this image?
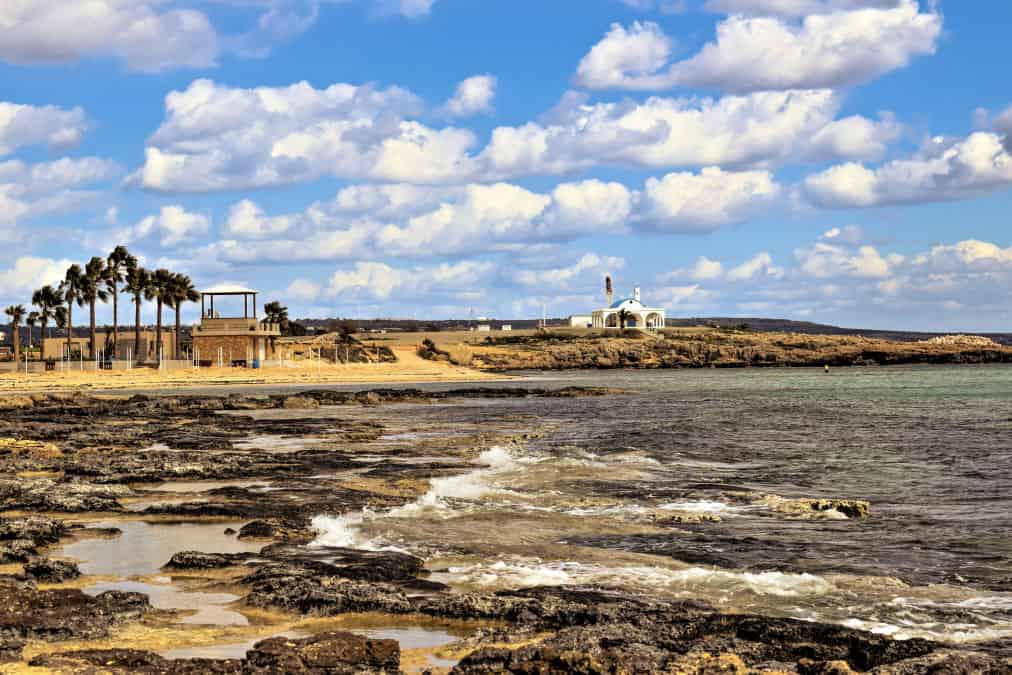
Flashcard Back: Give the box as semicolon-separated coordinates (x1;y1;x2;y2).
294;317;1012;346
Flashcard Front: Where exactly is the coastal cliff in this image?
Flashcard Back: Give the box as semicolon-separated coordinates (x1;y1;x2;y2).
426;329;1012;371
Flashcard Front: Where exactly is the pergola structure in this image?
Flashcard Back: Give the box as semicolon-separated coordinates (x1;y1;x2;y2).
192;287;280;366
201;288;258;320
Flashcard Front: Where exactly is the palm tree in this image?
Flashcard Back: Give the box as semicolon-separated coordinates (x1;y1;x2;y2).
145;268;175;363
5;305;25;364
263;301;290;335
617;308;633;331
26;312;38;358
106;246;135;361
58;265;85;360
81;257;111;359
31;285;60;361
124;264;151;362
167;273;199;360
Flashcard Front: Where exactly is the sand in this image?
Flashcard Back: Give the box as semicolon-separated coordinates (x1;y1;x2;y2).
0;346;505;394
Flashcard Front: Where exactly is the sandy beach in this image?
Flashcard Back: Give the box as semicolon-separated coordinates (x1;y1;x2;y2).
0;346;505;395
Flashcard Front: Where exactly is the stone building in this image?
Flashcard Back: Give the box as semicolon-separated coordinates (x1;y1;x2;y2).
43;331;175;362
191;288;281;366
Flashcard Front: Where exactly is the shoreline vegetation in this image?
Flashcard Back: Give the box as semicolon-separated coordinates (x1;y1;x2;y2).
419;327;1012;371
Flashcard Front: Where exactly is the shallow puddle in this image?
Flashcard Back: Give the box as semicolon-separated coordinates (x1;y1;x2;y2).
56;520;262;577
148;479;270;493
159;631;306;660
86;580;248;626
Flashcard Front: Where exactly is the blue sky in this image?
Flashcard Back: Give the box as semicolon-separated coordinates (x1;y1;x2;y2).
2;0;1012;330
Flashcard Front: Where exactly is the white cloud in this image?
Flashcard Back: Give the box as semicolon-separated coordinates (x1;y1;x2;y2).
326;260;492;300
135;80;895;192
285;278;323;302
619;0;687;12
0;0;219;72
803;133;1012;208
223;200;298;239
440;74;497;118
995;105;1012;153
479;89;897;178
208;169;776;265
375;183;553;255
515;253;625;288
795;242;902;278
576;2;940;93
0;256;74;299
575;22;673;91
690;257;724;280
120;205;211;247
727;252;783;281
0;157;119;228
131;78;478;191
640;167;779;231
0;102;86;156
704;0;904;16
544;180;635;232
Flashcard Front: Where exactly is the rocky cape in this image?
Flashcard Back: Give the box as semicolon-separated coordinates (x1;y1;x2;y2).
429;330;1012;370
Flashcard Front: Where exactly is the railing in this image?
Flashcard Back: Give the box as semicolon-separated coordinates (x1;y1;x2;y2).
194;319;281;335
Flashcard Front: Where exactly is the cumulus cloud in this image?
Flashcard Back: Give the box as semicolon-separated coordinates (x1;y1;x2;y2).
0;0;219;72
515;253;625;288
728;252;783;281
134;80;892;192
0;102;87;156
118;205;210;247
207;168;778;264
795;242;902;278
619;0;687;12
575;2;940;93
440;74;497;118
0;157;120;228
478;89;895;179
0;256;75;299
326;260;492;300
802;133;1012;208
690;257;724;280
131;78;478;191
704;0;904;16
639;167;779;231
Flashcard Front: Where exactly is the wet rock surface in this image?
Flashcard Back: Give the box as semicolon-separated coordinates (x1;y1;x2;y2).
1;386;1008;674
0;576;149;648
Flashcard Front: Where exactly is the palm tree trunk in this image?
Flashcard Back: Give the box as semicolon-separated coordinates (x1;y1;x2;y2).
155;300;163;364
40;318;47;361
134;296;142;363
66;304;73;361
112;290;118;361
11;322;18;365
174;305;182;361
89;299;97;360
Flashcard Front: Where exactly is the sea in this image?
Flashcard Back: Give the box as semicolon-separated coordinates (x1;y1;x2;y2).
310;365;1012;652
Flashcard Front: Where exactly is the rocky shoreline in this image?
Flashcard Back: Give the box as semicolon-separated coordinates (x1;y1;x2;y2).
1;389;1009;673
426;330;1012;370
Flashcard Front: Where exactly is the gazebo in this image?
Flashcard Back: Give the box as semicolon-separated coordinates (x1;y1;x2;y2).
191;287;281;366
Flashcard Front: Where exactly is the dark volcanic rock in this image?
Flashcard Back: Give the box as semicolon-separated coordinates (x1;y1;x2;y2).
0;577;149;643
245;631;400;674
0;539;37;563
258;544;425;583
29;649;243;673
163;551;253;570
243;563;413;615
23;557;81;582
0;479;123;512
453;613;939;674
0;515;67;545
